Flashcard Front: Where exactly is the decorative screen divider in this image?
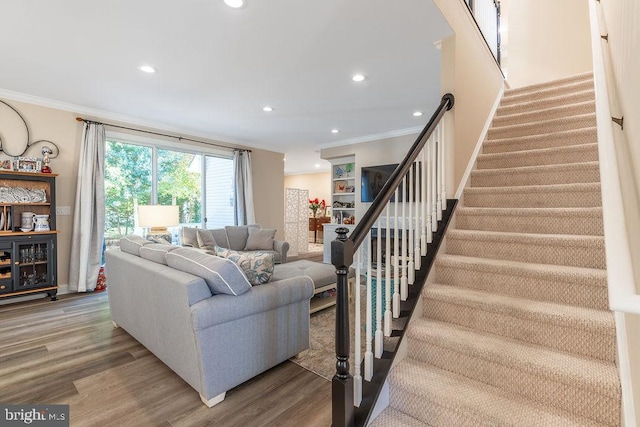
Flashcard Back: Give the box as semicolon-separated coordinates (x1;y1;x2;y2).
284;188;309;257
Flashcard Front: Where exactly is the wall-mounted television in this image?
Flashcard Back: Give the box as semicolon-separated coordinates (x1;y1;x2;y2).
360;163;420;203
361;163;398;203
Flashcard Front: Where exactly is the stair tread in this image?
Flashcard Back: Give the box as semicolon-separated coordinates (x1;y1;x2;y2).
493;100;595;126
484;126;597;149
370;407;425;427
436;253;607;285
408;318;620;397
487;113;596;137
456;206;603;218
502;80;594;105
477;143;599;163
464;182;601;195
424;283;615;332
496;89;595;116
472;161;600;175
503;72;593;97
388;358;604;427
447;228;604;247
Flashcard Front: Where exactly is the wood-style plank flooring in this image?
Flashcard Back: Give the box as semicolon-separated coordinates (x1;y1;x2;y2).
0;250;331;427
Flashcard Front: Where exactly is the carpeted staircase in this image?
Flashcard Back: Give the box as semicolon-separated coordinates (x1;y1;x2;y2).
371;72;621;426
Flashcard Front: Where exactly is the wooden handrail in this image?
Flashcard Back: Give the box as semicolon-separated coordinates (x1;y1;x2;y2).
330;93;454;427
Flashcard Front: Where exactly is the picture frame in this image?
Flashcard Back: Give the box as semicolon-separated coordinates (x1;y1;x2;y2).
334;180;347;193
0;160;13;171
16;157;41;173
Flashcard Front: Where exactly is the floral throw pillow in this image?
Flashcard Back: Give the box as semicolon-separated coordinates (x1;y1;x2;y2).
214;246;274;285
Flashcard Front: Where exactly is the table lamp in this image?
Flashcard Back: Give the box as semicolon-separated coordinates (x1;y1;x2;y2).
138;205;179;243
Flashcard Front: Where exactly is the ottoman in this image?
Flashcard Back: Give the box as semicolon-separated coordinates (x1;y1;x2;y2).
272;260;355;313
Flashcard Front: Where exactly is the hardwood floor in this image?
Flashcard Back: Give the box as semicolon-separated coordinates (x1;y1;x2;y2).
0;256;332;427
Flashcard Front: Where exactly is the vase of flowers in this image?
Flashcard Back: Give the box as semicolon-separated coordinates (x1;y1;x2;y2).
309;197;326;218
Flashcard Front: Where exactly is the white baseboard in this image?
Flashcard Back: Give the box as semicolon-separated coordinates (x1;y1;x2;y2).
615;312;637;426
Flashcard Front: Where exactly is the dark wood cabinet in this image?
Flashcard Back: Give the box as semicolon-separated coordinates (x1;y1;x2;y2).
0;171;58;301
309;217;330;243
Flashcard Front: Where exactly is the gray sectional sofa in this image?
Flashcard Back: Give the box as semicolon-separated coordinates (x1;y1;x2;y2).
181;224;290;263
105;236;313;407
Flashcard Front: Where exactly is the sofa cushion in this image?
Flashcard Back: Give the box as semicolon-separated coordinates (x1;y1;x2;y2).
224;226;249;250
211;228;230;249
196;229;218;250
244;228;276;251
139;243;177;264
120;235;151;256
166;247;251;296
181;227;200;248
224;251;274;285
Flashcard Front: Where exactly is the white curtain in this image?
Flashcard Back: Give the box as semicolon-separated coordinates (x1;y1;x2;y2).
233;150;255;225
69;122;106;292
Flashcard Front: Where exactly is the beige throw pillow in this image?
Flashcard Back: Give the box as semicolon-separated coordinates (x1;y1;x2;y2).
196;229;218;250
244;228;276;251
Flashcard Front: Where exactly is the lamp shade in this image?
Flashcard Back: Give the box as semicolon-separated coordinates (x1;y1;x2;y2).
138;205;180;228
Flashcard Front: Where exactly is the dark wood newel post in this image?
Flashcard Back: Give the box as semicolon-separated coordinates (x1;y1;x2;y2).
331;227;355;427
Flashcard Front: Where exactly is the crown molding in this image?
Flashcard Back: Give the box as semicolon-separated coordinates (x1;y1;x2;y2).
317;126;422;150
0;88;265;151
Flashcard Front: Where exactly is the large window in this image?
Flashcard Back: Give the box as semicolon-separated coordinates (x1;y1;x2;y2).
104;138;234;244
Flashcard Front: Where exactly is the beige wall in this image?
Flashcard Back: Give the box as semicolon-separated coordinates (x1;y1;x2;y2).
321;134;416;221
503;0;593;88
0;97;285;289
284;172;331;206
599;0;640;421
435;0;505;191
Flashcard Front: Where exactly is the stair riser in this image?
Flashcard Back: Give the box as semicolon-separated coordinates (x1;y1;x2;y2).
493;102;595;128
463;189;602;208
502;80;594;105
388;385;495;427
504;73;592;97
447;235;606;269
455;212;604;235
422;298;616;362
487;116;596;140
497;90;595;116
471;167;600;187
483;129;598;154
477;145;599;169
406;339;619;426
435;264;608;309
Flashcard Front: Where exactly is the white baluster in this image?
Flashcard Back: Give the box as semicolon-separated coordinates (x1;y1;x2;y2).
401;176;408;301
384;204;392;337
393;188;400;318
354;249;362;406
431;131;438;232
364;233;373;381
420;148;428;255
437;123;443;221
426;135;433;244
441;116;447;211
375;220;383;358
407;166;415;285
414;159;422;270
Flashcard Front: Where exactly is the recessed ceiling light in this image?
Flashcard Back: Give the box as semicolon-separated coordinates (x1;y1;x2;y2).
262;106;273;112
138;65;156;74
352;74;365;82
413;111;423;117
224;0;244;8
331;129;339;134
314;164;320;168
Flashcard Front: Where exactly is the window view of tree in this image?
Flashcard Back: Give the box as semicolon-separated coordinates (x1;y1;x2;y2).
104;141;152;242
104;138;234;245
157;149;201;226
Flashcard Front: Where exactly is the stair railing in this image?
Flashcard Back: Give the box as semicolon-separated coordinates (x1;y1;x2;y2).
331;93;455;427
466;0;501;65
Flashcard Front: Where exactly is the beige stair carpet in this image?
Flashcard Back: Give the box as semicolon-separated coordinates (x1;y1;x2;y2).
371;72;622;426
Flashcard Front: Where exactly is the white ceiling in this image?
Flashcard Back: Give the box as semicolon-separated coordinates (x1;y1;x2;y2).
0;0;451;174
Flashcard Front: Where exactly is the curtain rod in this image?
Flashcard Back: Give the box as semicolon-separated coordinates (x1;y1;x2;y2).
75;117;251;153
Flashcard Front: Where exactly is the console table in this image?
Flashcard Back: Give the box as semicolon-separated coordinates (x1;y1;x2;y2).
309;217;330;243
